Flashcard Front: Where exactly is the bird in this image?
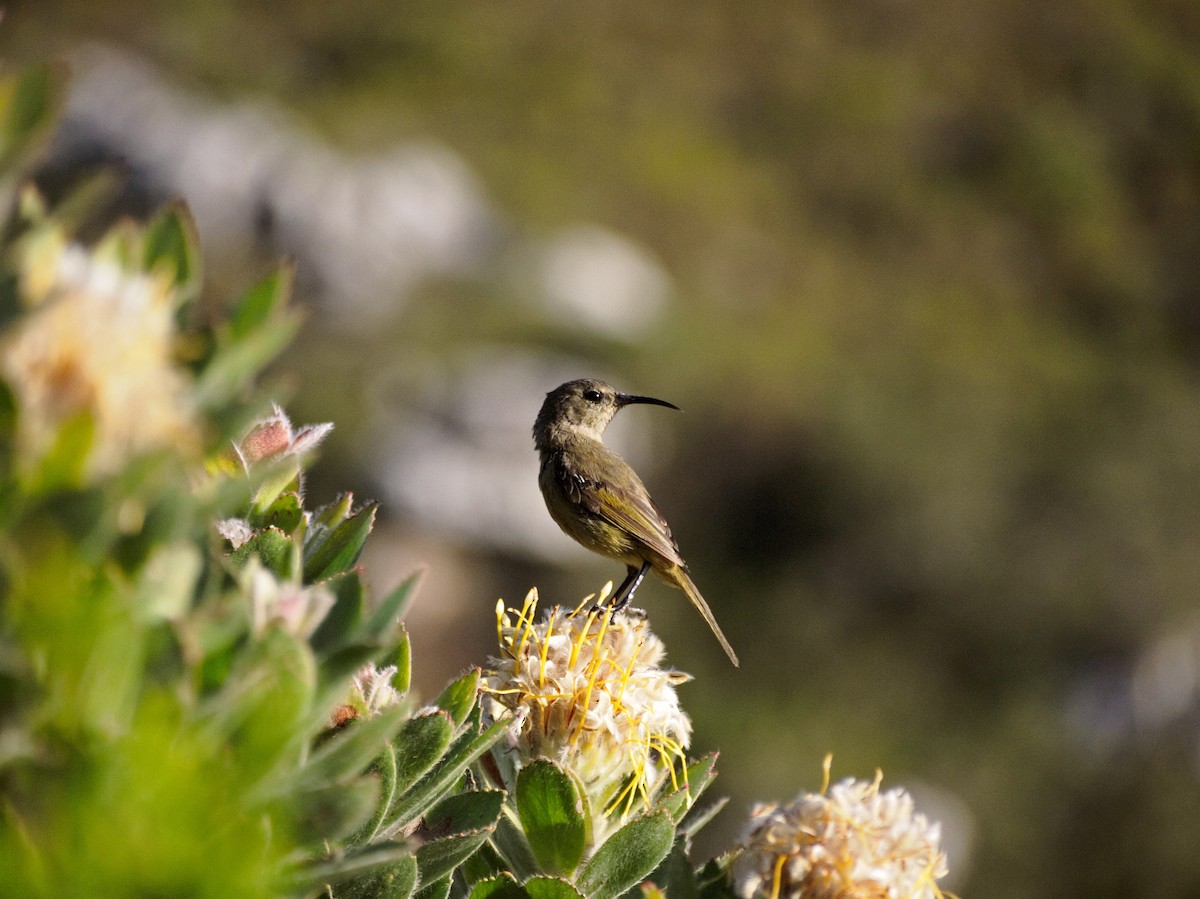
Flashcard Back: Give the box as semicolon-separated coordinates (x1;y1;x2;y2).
533;378;739;666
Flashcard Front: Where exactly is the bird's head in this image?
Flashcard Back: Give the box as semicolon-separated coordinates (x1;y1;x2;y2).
533;378;680;447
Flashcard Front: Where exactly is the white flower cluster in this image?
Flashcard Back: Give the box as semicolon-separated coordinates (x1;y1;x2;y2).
3;216;196;479
483;587;692;840
242;558;335;640
734;771;949;899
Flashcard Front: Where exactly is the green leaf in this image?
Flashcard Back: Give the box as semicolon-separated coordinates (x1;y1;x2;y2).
303;501;377;582
679;797;729;842
196;307;301;408
424;789;505;836
198;626;315;782
417;796;501;878
415;874;452;899
0;64;62;171
285;704;409;795
291;777;380;845
230;527;295;578
228;263;293;340
524;877;587;899
469;874;528;899
26;410;93;494
391;627;412;697
577;811;674;899
391;710;457;797
515;759;587;877
360;744;401;843
310;571;365;654
694;856;738;899
434;668;480;728
357;571;421;642
645;842;697;899
254;490;303;534
250;458;302;518
316;643;392;694
489;809;540;882
381;714;510;839
142;202;200;301
654;753;718;824
337;851;420;899
314;491;355;530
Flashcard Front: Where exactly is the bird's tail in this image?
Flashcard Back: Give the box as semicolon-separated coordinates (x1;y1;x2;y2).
677;571;739;667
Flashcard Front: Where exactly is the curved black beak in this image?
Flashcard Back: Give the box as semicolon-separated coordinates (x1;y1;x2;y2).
616;392;681;412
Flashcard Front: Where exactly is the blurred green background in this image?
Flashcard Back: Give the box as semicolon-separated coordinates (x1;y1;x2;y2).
9;2;1200;896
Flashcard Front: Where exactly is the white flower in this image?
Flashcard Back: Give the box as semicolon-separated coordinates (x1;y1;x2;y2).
734;762;950;899
482;586;692;844
216;517;254;549
2;220;197;480
242;557;334;640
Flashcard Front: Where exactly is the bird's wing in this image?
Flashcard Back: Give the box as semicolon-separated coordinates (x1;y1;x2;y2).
558;454;685;568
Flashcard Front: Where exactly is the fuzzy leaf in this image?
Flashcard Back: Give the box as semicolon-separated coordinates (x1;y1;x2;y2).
283;704;409;795
577;811;674;899
433;668;480;728
645;842;697;899
358;572;421;642
654;753;718;824
303;502;376;582
142;202;200;301
415;874;452;899
381;714;510;838
230;526;294;578
469;874;527;899
314;492;355;530
337;851;420;899
200;627;315;782
196;307;300;408
390;627;412;696
425;790;505;834
414;791;503;884
317;643;392;694
695;856;739;899
27;410;92;494
250;458;302;518
0;64;62;171
524;877;587;899
360;744;401;843
228;263;293;340
310;571;365;654
679;796;729;841
255;490;303;534
391;710;457;796
291;777;380;845
516;759;587;877
490;808;540;882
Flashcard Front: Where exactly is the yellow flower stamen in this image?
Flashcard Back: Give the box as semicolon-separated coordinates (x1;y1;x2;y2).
483;587;693;848
769;852;787;899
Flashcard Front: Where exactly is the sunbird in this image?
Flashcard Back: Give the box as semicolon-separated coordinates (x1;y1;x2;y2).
533;378;739;667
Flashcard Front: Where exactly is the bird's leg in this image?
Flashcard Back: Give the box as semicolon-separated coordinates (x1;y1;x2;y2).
594;565;638;612
609;562;650;613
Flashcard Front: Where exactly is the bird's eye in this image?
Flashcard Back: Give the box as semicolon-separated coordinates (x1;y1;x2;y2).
583;389;603;403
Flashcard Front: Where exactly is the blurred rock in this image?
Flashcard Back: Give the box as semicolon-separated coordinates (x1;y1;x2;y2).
534;224;670;338
53;45;494;330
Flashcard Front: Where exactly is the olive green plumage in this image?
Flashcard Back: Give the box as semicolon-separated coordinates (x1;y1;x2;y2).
533;378;739;667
